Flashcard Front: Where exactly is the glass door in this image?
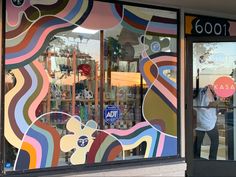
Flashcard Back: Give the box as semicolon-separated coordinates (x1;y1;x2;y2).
186;37;236;177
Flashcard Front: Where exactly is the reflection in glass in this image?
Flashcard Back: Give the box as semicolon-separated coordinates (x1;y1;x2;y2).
36;29;100;166
4;2;178;172
193;42;236;160
104;25;145;159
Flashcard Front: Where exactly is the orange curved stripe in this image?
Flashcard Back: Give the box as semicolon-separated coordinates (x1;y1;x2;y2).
107;145;122;161
144;60;156;83
22;142;37;169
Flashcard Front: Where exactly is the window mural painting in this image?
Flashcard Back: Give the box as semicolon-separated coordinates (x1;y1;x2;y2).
5;0;178;172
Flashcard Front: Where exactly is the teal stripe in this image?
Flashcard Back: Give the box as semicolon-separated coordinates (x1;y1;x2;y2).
152;131;160;157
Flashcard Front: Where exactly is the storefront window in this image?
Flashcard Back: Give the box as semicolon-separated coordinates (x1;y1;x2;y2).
103;25;144;159
193;42;236;160
4;0;178;173
41;30;100;167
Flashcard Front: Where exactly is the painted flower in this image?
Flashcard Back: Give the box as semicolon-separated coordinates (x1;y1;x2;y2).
60;117;97;165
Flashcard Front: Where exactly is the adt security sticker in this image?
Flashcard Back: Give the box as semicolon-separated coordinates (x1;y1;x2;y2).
104;105;120;124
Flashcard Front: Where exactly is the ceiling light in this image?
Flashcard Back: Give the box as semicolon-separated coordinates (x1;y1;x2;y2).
72;26;99;34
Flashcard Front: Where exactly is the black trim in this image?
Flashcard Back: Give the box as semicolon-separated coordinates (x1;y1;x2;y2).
185;13;236;23
4;157;183;177
185;36;236;177
189;160;236;177
140;74;145;122
1;0;181;175
95;0;179;12
185;36;194;177
1;0;6;175
177;9;181;157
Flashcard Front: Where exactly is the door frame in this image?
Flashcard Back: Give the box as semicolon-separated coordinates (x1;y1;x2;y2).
185;36;236;177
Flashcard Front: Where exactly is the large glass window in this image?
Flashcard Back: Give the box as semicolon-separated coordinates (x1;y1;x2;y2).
4;1;178;173
193;42;236;160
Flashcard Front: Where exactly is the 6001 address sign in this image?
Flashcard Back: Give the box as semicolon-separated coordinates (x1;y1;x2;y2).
185;15;236;36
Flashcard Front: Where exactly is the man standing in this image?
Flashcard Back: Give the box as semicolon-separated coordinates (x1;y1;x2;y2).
194;85;219;160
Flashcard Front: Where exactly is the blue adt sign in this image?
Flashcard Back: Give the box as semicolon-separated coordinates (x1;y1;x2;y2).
104;105;120;124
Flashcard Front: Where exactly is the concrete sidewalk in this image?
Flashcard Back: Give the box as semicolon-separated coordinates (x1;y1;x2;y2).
50;161;186;177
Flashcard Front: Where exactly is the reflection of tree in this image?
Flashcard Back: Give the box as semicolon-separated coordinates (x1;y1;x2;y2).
193;43;216;64
107;37;123;61
106;37;121;91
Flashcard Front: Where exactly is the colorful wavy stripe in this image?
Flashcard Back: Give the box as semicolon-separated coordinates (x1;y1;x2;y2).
152;53;177;110
140;53;177;135
139;56;157;87
5;61;46;146
6;0;93;69
106;122;176;158
15;119;61;170
5;68;25;148
4;61;61;170
5;1;179;170
14;111;73;170
6;0;72;39
140;53;177;110
147;16;177;37
121;7;176;36
87;131;123;163
120;7;149;34
6;0;92;39
140;14;177;136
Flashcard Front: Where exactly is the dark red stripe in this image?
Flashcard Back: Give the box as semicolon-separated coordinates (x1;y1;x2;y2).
115;4;123;18
157;76;177;97
87;131;108;164
123;16;146;30
151;16;177;24
156;61;176;67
